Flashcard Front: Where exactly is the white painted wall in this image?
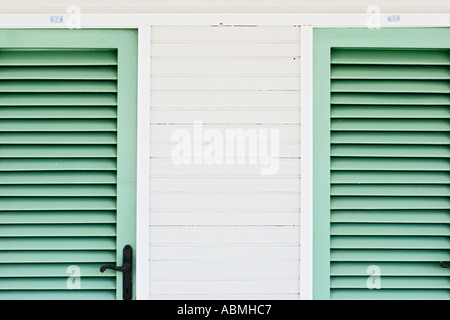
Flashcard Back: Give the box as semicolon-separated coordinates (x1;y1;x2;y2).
1;0;449;13
148;26;301;299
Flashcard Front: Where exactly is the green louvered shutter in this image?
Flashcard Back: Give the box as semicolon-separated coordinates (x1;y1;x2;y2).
0;30;137;300
314;29;450;300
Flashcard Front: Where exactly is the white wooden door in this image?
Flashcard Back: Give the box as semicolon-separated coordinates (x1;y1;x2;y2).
148;26;301;299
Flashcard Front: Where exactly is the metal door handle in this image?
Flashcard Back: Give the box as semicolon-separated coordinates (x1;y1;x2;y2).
100;263;130;273
100;245;133;300
440;261;450;268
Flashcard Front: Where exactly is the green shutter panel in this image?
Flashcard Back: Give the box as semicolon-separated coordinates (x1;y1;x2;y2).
330;48;450;300
314;29;450;300
0;30;138;300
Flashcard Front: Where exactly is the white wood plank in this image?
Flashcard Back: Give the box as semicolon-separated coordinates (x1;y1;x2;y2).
148;260;300;279
149;159;300;176
149;294;299;300
149;194;300;211
150;142;300;158
150;92;300;109
150;124;300;141
148;226;300;245
150;110;300;123
152;43;300;57
151;76;300;90
149;211;300;226
149;177;299;193
149;246;300;260
151;59;300;75
149;279;300;294
150;105;299;111
151;26;302;42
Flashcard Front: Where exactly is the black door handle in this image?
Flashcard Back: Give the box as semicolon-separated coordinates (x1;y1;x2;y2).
440;261;450;268
100;263;130;273
100;245;133;300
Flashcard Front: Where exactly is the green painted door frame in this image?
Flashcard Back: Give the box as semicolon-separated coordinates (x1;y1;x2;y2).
313;28;450;300
0;29;138;300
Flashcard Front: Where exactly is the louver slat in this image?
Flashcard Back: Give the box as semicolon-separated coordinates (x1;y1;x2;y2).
0;66;118;80
331;93;450;105
331;105;450;119
0;211;116;224
331;262;450;276
331;277;450;289
331;224;450;236
331;290;450;300
0;132;117;144
331;185;450;196
332;145;450;157
0;93;117;106
0;107;117;119
0;238;116;251
331;249;450;262
331;119;450;131
0;146;117;157
0;291;116;300
0;50;117;66
331;65;450;80
0;278;116;290
331;236;450;249
0;198;117;211
331;80;450;93
0;159;117;171
0;172;116;184
0;250;116;263
331;210;450;224
331;172;450;184
0;120;117;132
0;185;117;197
331;132;450;145
0;224;116;237
330;48;450;300
0;81;117;93
331;49;450;65
331;158;450;171
0;49;119;299
0;264;116;276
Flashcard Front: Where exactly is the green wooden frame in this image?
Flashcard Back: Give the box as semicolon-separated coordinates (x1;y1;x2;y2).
115;30;138;301
313;28;450;300
0;29;138;300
